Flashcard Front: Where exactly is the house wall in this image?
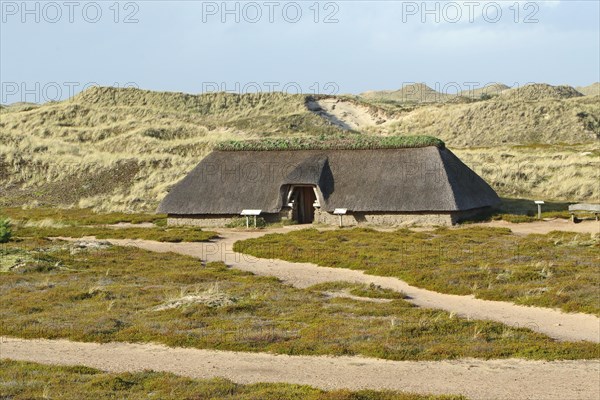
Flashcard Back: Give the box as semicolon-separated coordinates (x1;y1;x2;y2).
167;214;238;227
167;209;293;227
314;209;455;226
167;208;490;227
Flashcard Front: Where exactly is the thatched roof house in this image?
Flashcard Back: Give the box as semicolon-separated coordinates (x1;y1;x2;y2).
158;136;500;226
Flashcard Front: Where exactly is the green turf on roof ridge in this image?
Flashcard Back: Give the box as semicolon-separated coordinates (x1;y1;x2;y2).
215;135;445;151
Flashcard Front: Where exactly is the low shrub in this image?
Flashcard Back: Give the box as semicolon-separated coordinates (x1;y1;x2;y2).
0;217;12;243
493;214;537;223
13;226;218;243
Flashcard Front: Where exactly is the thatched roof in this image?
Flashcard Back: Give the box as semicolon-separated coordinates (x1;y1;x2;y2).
158;146;500;215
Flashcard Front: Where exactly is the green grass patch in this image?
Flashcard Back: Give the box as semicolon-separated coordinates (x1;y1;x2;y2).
310;282;406;300
12;226;218;243
1;239;598;360
234;227;600;315
2;207;166;226
215;135;444;151
0;360;463;400
492;214;538;223
0;246;60;273
0;217;11;243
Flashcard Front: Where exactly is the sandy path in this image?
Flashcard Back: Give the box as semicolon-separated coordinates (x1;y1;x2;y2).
307;98;402;131
97;227;600;343
483;219;599;235
2;337;598;400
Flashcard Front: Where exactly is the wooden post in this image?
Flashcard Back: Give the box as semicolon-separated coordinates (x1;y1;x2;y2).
253;215;257;228
246;216;249;229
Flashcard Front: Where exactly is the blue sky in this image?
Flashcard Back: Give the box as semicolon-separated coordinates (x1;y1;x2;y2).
1;0;599;102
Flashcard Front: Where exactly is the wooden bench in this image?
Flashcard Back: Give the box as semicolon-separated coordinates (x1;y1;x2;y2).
568;203;600;222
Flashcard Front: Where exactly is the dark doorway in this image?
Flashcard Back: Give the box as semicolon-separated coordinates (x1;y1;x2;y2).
295;186;316;224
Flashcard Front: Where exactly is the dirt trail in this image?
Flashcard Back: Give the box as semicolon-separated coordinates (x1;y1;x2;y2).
483;219;600;235
99;222;600;343
2;337;598;400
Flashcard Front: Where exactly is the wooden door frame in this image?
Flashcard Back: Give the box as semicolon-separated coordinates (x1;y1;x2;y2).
287;185;318;224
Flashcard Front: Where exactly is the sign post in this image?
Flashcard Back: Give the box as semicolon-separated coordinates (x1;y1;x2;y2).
240;210;262;228
333;208;348;227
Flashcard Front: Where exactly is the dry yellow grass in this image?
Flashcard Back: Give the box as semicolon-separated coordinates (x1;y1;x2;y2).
0;86;598;212
0;87;342;211
361;96;598;146
360;83;453;103
455;144;600;201
577;83;600;97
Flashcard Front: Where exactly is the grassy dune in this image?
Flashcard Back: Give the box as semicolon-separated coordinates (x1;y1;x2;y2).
359;95;599;146
455;145;600;202
0;88;342;212
0;86;598;212
1;238;597;360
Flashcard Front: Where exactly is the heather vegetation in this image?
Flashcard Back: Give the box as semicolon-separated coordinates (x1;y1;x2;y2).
0;217;11;243
1;238;597;360
1;360;463;400
235;227;600;315
2;207;166;226
1;206;215;243
12;225;218;243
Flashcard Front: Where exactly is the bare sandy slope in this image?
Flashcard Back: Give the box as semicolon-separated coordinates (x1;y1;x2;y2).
308;98;399;130
99;221;600;343
1;337;598;400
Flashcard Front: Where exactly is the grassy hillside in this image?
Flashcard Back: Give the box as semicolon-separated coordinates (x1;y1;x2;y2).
360;83;453;103
458;83;510;98
0;87;343;211
577;82;600;97
455;145;599;201
0;85;598;212
359;93;599;146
